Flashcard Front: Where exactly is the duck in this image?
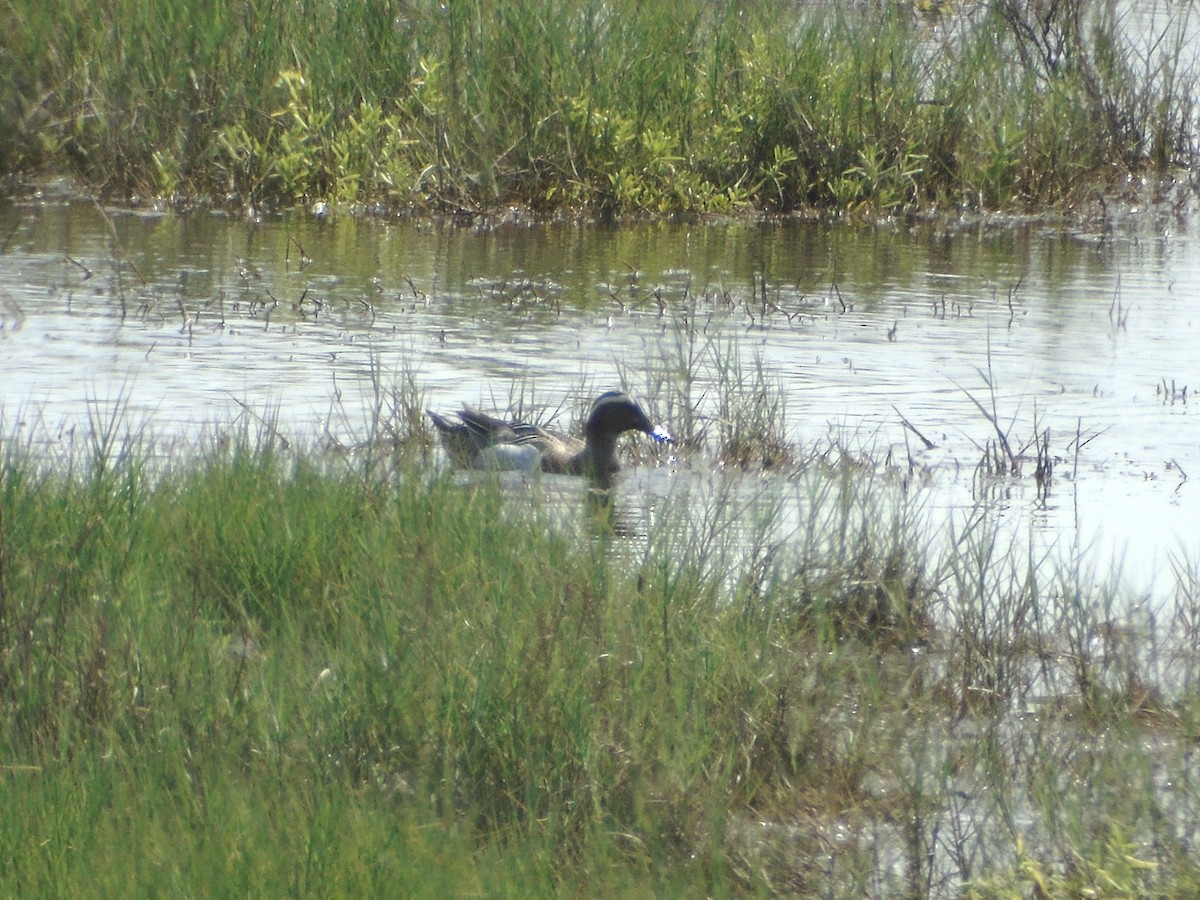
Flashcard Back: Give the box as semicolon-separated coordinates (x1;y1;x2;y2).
427;390;673;485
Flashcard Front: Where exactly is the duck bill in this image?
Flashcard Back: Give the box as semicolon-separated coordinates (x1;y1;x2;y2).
648;424;675;444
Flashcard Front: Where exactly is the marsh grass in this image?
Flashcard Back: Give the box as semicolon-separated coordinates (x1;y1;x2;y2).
3;400;1199;894
622;294;799;471
4;0;1196;213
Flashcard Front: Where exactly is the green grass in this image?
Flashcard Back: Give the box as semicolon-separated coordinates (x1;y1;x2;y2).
3;0;1195;214
2;404;1200;894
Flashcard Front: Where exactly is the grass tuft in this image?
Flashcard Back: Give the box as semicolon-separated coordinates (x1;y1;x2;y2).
2;403;1200;892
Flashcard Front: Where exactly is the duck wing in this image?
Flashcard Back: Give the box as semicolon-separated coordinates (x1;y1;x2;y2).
524;425;585;473
457;405;528;448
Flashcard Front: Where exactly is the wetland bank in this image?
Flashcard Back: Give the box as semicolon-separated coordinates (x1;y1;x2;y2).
4;0;1200;895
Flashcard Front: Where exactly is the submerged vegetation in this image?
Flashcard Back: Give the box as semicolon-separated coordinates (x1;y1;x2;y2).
3;0;1198;214
2;392;1200;895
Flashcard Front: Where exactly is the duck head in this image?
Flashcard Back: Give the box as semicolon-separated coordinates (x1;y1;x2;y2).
586;391;673;444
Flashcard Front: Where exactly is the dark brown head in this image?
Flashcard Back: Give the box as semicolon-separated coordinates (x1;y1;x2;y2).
578;391;673;487
585;391;656;440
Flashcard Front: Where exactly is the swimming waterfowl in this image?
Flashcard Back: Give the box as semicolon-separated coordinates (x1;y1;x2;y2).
427;390;673;485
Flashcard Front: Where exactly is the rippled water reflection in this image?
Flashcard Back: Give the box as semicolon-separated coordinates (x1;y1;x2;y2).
1;195;1196;593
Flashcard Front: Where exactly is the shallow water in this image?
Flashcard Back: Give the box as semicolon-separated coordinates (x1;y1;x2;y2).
1;194;1197;595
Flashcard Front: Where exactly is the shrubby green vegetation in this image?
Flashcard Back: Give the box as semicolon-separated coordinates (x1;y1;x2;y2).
3;0;1195;213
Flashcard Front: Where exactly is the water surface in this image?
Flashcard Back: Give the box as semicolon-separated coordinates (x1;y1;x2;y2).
1;196;1196;594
